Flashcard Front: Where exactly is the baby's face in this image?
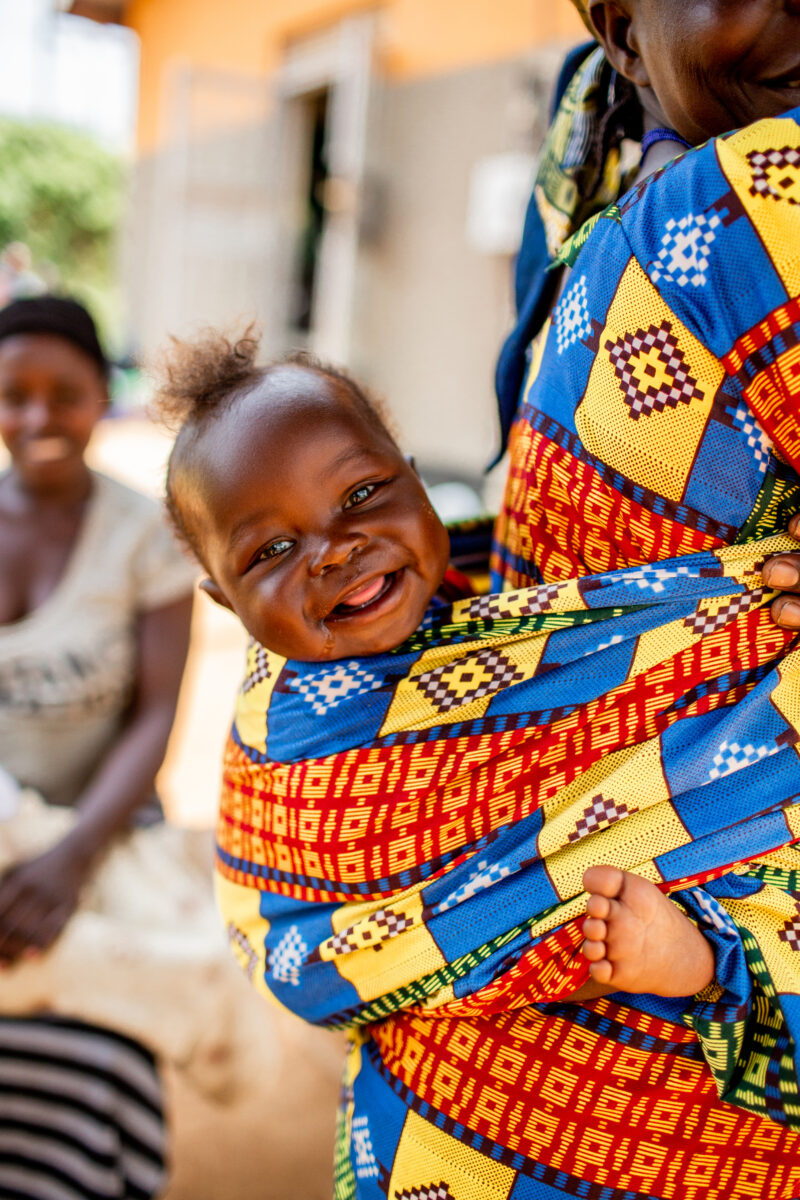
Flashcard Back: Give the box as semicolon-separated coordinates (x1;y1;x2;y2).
185;370;450;660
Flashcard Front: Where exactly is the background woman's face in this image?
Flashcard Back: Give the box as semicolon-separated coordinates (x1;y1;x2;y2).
0;334;108;491
601;0;800;143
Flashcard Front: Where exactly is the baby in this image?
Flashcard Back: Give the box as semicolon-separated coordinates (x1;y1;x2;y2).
158;330;716;1002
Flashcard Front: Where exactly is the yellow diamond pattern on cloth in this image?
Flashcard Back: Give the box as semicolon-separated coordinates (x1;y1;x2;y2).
747;145;800;206
576;257;722;503
606;321;705;421
543;800;690;901
379;633;549;736
214;873;278;1005
415;649;526;711
683;590;769;637
539;736;669;857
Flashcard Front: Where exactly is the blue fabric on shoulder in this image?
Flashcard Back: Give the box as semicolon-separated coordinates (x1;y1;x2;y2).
492;41;596;464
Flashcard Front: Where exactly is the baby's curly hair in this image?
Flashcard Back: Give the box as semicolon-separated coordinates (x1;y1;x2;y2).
152;326;397;563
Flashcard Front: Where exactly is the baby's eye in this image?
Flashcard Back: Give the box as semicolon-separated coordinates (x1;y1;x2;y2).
259;538;294;561
344;483;377;509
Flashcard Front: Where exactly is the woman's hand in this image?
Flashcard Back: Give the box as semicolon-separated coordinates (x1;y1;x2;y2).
763;514;800;629
0;838;93;964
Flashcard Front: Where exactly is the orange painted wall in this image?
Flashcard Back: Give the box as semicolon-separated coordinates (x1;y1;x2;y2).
125;0;584;151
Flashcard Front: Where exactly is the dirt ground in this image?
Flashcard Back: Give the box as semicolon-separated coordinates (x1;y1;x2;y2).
88;418;344;1200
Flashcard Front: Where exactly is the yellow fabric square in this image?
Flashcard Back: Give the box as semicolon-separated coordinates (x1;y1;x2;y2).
770;645;800;737
718;115;800;297
213;873;279;1005
543;801;690;901
629;611;705;676
324;887;447;1003
234;643;284;755
539;736;670;857
576;257;722;502
379;633;547;736
386;1110;515;1200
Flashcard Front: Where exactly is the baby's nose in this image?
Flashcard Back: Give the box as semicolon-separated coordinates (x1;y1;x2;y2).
308;532;365;576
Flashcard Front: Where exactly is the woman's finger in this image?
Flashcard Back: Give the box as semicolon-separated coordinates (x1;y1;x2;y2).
770;593;800;630
31;904;71;952
762;554;800;591
0;889;51;960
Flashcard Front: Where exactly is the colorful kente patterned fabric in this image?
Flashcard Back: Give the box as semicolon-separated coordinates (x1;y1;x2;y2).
494;42;640;453
217;113;800;1199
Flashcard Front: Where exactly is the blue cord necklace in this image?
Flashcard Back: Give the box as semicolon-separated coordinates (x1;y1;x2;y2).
640;126;693;158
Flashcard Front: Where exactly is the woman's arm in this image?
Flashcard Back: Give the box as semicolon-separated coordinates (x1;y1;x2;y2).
0;594;193;963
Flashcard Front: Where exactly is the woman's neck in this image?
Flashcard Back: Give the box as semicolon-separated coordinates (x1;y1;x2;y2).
635;93;695;185
0;462;94;514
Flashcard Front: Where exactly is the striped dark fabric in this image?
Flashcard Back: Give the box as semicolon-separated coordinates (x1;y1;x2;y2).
0;1016;167;1200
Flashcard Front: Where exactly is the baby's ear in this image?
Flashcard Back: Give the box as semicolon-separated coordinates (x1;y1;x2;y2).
199;577;234;612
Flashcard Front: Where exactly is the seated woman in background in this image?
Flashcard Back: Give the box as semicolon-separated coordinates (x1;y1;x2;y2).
0;295;195;956
0;295;194;1198
0;295;252;1198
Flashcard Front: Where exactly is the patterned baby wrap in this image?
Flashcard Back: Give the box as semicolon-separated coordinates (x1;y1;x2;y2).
217;112;800;1199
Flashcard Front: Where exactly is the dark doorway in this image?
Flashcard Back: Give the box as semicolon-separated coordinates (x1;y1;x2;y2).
291;88;330;333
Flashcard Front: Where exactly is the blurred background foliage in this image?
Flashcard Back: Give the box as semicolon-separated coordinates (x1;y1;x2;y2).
0;117;124;348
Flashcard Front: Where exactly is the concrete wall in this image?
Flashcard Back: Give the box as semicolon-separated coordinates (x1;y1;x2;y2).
351;55;556;474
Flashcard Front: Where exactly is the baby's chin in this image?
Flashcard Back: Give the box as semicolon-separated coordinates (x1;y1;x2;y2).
290;607;431;662
301;620;422;663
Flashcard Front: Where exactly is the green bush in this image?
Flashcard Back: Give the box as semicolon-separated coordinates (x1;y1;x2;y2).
0;117;125;349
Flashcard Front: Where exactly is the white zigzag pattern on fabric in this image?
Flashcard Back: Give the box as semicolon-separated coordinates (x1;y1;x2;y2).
648;211;722;288
435;860;514;914
554;273;592;354
729;402;772;475
352;1116;380;1179
289;661;384;715
688;888;740;937
708;739;782;781
269;925;308;986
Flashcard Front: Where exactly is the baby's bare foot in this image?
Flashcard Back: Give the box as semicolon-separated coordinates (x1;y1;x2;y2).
580;866;715;996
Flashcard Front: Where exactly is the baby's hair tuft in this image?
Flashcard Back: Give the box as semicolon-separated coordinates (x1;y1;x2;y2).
151;325;399;564
151;325;262;432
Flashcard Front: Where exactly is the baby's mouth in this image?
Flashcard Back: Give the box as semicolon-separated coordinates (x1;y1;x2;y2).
328;571;399;620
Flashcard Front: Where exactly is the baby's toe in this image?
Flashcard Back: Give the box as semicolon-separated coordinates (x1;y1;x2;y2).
583;865;625;898
581;937;607;963
588;957;614;985
581;916;607;942
586;892;611;921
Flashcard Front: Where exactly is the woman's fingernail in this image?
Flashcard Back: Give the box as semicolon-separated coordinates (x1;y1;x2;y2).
766;562;800;588
778;599;800;627
790;514;800;537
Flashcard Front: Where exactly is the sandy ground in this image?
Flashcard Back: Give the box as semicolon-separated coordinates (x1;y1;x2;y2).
86;418;344;1199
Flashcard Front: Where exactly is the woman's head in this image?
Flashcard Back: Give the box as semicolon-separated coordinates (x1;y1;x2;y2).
156;331;450;661
577;0;800;144
0;296;109;493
